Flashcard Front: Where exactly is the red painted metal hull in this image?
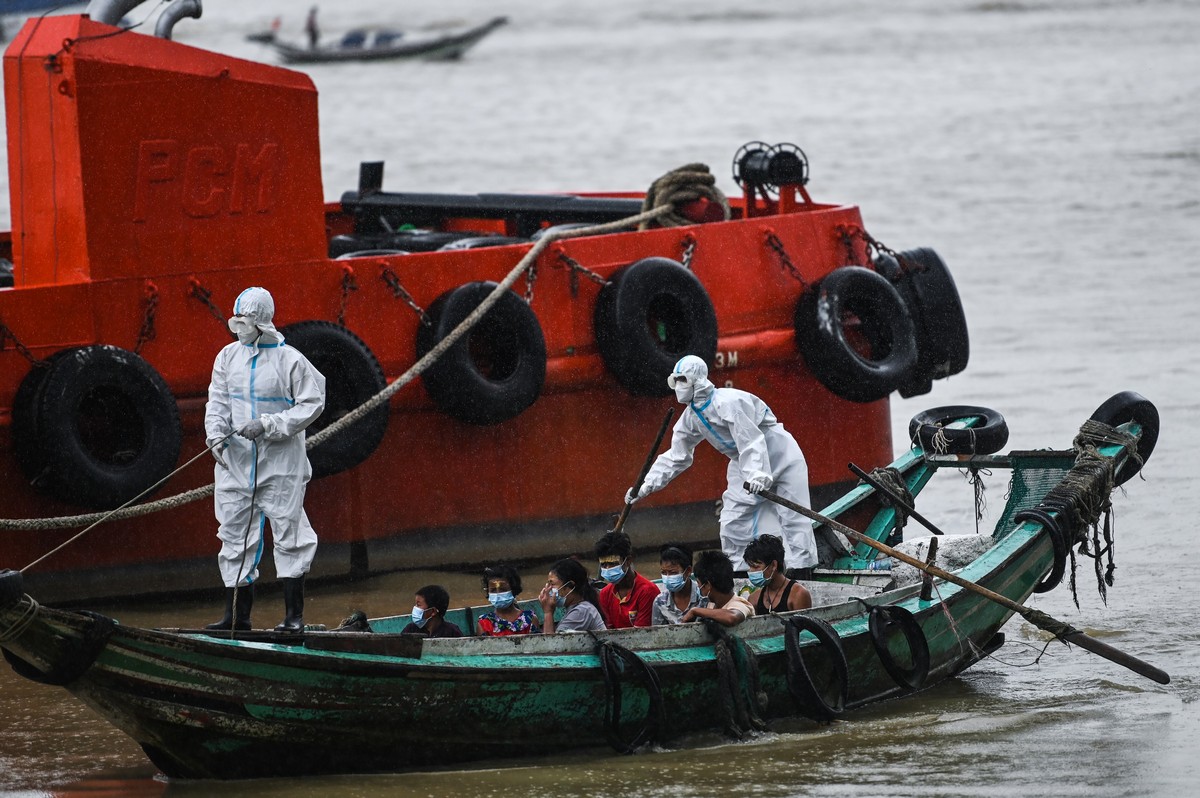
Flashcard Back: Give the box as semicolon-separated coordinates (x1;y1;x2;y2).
0;16;919;602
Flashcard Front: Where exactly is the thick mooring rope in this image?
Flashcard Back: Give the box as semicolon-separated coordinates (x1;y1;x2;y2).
1;165;720;534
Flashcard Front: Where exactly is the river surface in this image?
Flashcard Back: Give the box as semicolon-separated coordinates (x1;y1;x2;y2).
1;0;1198;795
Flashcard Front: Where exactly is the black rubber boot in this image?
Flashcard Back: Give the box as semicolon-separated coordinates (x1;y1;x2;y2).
205;585;254;631
274;577;305;632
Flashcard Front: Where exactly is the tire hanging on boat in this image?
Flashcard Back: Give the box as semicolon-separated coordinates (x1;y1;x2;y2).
1014;507;1069;594
874;248;969;398
594;257;718;396
908;405;1009;455
595;639;664;754
867;605;931;690
1;610;115;686
1088;391;1159;486
279;321;389;479
794;266;918;403
417;282;547;425
782;615;849;723
11;345;182;509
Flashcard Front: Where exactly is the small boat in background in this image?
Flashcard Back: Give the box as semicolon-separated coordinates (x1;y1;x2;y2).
267;16;508;64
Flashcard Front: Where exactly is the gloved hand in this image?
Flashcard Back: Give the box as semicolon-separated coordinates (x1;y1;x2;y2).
746;471;774;494
624;487;639;505
238;419;265;440
211;443;227;469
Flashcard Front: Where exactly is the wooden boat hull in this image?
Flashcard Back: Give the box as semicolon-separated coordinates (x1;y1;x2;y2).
1;412;1149;780
271;17;508;64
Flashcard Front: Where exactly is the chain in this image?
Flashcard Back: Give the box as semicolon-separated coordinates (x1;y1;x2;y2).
133;281;159;355
0;315;45;366
338;265;359;327
380;267;431;327
553;250;610;301
188;278;228;325
838;224;903;269
764;231;807;288
680;234;697;270
524;259;538;304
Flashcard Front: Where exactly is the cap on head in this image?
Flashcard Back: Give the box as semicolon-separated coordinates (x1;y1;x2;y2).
233;287;275;328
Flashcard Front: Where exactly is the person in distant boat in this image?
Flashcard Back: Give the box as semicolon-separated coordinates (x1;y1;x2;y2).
651;542;709;625
594;530;659;629
204;287;326;633
538;558;606;633
477;565;541;636
744;534;812;615
681;550;755;627
305;6;320;49
401;584;464;638
624;354;817;577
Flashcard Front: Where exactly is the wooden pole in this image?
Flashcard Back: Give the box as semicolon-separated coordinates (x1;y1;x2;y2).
754;486;1170;685
611;407;675;535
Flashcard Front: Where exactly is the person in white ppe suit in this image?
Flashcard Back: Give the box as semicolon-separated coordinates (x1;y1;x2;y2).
204;287;326;632
626;355;817;575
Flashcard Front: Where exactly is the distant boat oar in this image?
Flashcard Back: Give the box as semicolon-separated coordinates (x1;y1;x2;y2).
754;485;1170;686
612;407;675;535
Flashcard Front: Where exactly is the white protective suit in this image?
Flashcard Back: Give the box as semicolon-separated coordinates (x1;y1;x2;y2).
636;355;817;571
204;288;327;588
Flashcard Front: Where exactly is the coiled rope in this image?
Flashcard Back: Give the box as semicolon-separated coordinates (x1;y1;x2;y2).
703;619;768;738
2;165;719;536
594;638;664;753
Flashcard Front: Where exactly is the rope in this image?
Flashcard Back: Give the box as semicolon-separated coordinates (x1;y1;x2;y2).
703;619;767;737
637;164;730;230
0;204;673;534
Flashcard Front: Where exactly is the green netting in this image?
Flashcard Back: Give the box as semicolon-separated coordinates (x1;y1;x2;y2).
991;452;1077;540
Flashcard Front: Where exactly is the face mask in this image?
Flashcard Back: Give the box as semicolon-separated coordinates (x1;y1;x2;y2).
600;561;626;584
747;565;774;589
488;591;515;609
227;316;259;345
661;572;688;593
411;605;428;628
550;583;574;608
668;372;695;404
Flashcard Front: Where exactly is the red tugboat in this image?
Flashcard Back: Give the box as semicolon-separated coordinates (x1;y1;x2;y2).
0;4;967;603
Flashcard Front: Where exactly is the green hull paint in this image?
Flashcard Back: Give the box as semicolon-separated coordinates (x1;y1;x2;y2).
0;413;1148;780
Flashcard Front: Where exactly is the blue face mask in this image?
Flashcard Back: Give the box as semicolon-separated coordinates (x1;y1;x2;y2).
411;605;428;628
488;591;515;609
550;583;574;608
747;570;768;588
661;572;689;593
600;562;626;584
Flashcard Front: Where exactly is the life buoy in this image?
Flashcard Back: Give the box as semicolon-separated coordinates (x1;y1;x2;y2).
279;321;389;479
794;266;918;403
782;615;849;722
908;405;1009;455
875;249;969;398
868;605;930;690
12;345;181;509
1014;507;1069;594
417;282;547;425
1088;391;1159;486
594;257;718;396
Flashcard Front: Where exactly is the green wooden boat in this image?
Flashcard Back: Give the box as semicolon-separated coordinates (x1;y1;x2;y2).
0;394;1160;780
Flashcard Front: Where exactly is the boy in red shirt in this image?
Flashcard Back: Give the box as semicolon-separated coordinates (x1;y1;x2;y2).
594;531;658;628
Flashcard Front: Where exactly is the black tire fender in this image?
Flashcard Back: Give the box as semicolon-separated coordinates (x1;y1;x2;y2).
594;257;718;397
1089;391;1159;486
909;405;1009;455
12;345;181;509
417;282;547;425
876;248;969;398
0;569;23;608
868;604;931;690
782;615;849;723
1014;507;1069;594
794;266;918;403
279;321;389;479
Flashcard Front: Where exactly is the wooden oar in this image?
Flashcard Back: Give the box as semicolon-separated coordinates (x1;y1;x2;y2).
611;407;675;535
753;485;1171;685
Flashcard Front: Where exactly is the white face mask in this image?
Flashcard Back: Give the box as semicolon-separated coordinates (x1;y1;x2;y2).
227;316;260;344
668;373;697;404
